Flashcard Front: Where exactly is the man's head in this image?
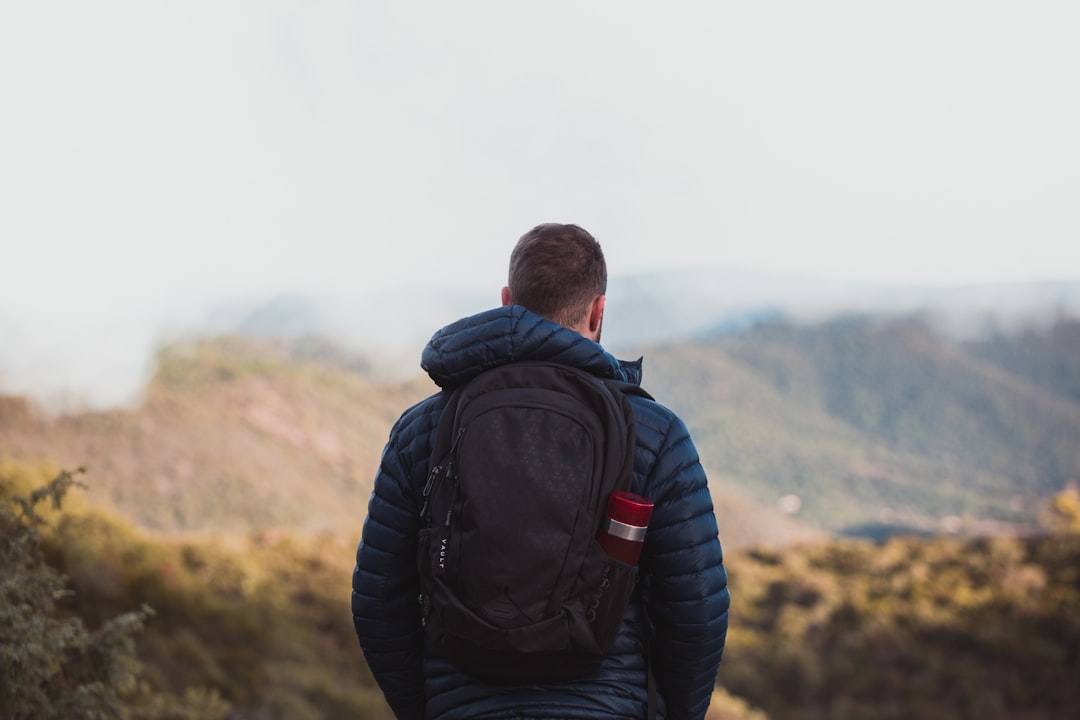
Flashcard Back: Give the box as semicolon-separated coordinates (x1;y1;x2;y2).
501;223;607;342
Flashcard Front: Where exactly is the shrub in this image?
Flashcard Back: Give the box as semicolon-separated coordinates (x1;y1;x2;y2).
0;468;229;719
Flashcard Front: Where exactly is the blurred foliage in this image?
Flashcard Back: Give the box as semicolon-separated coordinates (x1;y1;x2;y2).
1043;486;1080;534
6;462;1080;719
706;688;770;720
1;462;386;719
722;518;1080;720
0;466;229;719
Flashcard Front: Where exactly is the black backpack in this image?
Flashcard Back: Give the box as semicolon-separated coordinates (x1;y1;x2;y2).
417;360;650;683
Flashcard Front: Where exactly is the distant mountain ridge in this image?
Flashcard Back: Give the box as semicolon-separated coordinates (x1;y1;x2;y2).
643;315;1080;536
198;270;1080;362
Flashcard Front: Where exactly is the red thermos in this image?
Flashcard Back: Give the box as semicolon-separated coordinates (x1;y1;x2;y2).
596;491;654;566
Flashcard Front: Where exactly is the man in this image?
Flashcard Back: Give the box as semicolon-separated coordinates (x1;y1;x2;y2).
353;223;729;720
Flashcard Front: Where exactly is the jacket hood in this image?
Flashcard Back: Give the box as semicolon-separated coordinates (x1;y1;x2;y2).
421;305;642;389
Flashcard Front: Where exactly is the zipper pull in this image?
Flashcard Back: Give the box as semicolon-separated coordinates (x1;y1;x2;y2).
450;426;467;454
420;463;442;518
443;427;467;478
421;464;438;498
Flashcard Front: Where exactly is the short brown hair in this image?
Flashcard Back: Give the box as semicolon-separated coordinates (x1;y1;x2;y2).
507;223;607;328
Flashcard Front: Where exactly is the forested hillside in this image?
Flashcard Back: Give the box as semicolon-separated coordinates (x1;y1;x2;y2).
965;315;1080;405
640;316;1080;536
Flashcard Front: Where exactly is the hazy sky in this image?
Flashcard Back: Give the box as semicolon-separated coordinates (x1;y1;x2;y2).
2;1;1079;404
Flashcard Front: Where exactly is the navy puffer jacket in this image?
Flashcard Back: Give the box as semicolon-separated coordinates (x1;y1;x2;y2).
353;306;729;720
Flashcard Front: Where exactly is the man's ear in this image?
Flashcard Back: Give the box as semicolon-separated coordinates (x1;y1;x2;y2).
501;286;512;307
588;295;606;334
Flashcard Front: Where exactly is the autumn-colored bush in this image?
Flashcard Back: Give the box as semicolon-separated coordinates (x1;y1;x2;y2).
8;461;1080;720
0;466;229;719
722;530;1080;720
1;462;384;719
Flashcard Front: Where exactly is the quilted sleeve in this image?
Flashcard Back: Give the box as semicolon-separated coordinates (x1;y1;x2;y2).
637;408;730;720
352;423;427;720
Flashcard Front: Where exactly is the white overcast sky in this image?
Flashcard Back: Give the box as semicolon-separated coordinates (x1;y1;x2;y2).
2;1;1079;403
